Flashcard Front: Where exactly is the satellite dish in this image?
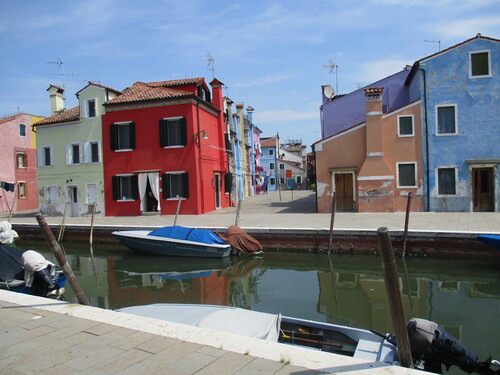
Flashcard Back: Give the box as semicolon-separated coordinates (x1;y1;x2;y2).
323;85;335;99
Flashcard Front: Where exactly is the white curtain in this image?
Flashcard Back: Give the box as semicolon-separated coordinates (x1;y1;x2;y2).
147;173;161;211
138;173;148;212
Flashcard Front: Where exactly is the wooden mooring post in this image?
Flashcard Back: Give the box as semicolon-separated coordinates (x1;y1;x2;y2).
327;192;337;254
173;196;182;226
377;227;413;368
402;192;412;258
36;214;90;306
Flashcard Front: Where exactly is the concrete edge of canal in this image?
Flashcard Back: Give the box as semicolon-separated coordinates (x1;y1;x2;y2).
11;222;500;259
0;290;430;374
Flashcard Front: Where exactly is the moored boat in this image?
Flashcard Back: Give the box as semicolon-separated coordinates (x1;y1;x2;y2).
477;234;500;252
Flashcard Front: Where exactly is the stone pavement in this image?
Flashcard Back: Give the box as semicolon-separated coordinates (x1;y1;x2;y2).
0;291;426;375
3;190;500;234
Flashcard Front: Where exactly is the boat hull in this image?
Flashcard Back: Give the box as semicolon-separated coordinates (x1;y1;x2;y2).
113;230;233;258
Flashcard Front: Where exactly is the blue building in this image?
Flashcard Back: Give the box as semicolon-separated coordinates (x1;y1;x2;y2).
260;137;279;191
406;34;499;212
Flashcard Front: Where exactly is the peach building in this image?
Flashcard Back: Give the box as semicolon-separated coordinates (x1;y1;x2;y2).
314;88;423;213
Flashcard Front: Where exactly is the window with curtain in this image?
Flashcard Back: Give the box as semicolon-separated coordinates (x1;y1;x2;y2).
112;175;138;201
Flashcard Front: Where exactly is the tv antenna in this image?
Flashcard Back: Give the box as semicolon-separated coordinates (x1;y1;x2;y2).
424;40;441;51
44;58;78;88
323;59;338;94
205;53;215;78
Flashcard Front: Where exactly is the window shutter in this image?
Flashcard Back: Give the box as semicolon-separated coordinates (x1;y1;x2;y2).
23;153;28;168
112;176;120;200
49;146;54;166
224;172;232;193
182;173;189;198
37;148;43;167
84;142;90;163
161;174;170;199
66;144;71;165
159;119;168;147
110;124;118;150
129;122;136;149
131;174;138;199
78;142;84;163
180;118;187;145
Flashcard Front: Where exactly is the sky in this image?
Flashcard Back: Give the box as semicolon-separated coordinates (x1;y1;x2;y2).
1;0;499;150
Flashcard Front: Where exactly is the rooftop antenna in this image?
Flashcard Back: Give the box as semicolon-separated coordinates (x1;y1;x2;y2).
323;59;338;94
44;58;78;89
424;40;441;52
205;53;215;78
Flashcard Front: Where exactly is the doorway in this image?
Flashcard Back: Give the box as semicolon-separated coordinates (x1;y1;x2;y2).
67;186;78;217
334;172;355;212
472;167;494;212
144;179;158;212
214;173;221;208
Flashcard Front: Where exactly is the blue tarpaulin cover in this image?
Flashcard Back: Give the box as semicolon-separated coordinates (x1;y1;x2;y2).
149;226;227;245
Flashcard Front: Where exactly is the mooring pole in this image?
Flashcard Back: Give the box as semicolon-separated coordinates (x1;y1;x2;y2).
36;214;90;305
377;227;413;368
235;198;242;226
58;202;68;242
402;192;412;258
173;196;182;226
89;202;96;246
327;192;337;254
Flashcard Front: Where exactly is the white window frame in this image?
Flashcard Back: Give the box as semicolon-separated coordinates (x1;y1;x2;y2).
279;163;285;170
86;98;97;118
112;121;134;152
296;175;302;184
469;50;492;79
66;142;84;165
270;162;275;170
85;141;101;163
19;123;26;137
396;162;417;188
436;166;458;196
115;174;136;202
47;185;58;204
16;152;27;168
435;104;458;136
269;149;274;156
397;115;414;137
161;116;185;149
86;183;98;204
269;177;276;186
38;145;54;167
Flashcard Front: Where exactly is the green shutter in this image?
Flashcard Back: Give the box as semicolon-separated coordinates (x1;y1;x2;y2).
224;172;232;193
110;124;118;150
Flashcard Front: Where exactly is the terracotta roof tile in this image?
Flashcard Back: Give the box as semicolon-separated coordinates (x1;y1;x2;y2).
34;106;80;126
77;81;122;95
106;81;192;105
0;113;23;125
147;77;205;87
261;137;277;147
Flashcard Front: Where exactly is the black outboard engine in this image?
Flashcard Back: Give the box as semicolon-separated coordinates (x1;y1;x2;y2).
407;318;499;374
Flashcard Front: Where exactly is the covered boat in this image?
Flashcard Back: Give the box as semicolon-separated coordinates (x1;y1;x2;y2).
477;234;500;252
112;226;234;258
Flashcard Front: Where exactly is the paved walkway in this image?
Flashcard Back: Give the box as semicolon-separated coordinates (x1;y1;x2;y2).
0;291;426;375
3;191;500;234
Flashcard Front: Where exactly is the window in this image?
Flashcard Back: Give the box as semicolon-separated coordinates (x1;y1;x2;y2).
87;99;96;118
110;122;135;151
279;177;285;185
398;115;414;136
47;186;57;204
162;172;189;199
159;117;186;147
16;152;27;168
270;162;275;170
18;182;27;198
437;167;456;195
112;175;138;201
19;123;26;136
38;145;54;167
397;162;417;187
269;149;274;156
269;177;276;186
85;141;100;163
86;183;98;204
279;163;285;170
296;176;302;184
436;105;457;134
470;51;491;77
67;143;83;165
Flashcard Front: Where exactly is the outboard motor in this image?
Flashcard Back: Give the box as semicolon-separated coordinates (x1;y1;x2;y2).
21;250;62;298
407;318;499;374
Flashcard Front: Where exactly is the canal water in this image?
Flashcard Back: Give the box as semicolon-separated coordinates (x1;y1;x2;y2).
15;239;500;374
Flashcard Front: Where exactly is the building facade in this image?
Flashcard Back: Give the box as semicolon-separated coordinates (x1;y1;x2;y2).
101;78;230;216
0;113;43;213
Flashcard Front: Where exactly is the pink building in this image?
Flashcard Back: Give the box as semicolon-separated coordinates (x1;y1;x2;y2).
314;88;424;213
0;113;43;213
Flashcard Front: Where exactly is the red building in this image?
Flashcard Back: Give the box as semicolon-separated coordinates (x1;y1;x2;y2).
102;77;231;216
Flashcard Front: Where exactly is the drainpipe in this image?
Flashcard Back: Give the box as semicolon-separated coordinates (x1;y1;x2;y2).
196;99;205;213
417;64;430;212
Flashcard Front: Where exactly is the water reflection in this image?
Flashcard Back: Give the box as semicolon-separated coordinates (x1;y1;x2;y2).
14;240;500;369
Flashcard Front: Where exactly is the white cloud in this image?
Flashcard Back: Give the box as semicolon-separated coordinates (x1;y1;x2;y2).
357;59;411;85
256;109;319;123
431;16;500;39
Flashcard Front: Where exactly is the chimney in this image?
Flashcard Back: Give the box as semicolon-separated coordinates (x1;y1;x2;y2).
363;87;384;154
47;85;65;115
209;78;224;111
246;106;254;122
236;103;244;117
